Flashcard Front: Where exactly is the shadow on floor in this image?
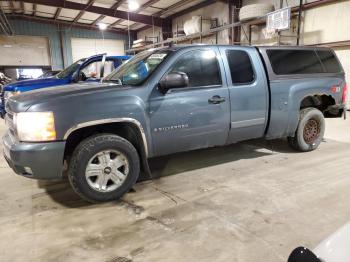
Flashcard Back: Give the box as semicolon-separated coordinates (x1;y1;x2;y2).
144;138;293;180
37;138;294;207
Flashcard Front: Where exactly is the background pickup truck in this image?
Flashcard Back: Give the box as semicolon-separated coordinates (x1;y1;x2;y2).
0;54;131;117
3;45;346;203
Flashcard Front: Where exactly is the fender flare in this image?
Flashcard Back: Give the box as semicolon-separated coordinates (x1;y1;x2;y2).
63;118;149;157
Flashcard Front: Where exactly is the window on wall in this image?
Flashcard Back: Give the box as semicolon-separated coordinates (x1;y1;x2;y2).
226;50;255;84
168;49;222;87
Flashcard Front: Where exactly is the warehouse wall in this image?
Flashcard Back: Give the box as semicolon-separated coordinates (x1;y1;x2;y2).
5;19;62;69
241;0;350;46
137;26;162;43
3;19;132;70
61;26;130;67
241;0;350;102
172;1;229;45
137;1;230;45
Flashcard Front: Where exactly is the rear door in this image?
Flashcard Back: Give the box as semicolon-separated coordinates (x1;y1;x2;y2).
219;47;269;143
149;47;230;156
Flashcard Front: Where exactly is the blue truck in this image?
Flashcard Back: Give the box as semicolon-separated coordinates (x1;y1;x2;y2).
0;54;131;117
3;45;347;203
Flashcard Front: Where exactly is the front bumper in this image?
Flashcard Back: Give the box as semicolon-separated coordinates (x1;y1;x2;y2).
3;132;66;180
0;102;5;119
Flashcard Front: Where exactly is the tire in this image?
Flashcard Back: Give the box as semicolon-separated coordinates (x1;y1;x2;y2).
288;108;325;152
68;134;140;203
239;4;275;21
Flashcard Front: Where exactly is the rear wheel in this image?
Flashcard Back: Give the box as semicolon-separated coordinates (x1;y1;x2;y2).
288;108;325;152
68;134;140;203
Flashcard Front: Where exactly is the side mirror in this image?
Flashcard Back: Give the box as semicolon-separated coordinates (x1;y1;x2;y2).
288;247;321;262
159;72;189;94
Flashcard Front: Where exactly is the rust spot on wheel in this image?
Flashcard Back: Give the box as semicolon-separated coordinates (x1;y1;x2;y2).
303;118;321;145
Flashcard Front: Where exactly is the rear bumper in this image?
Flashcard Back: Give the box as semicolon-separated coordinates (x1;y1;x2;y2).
325;104;346;118
2;131;66;180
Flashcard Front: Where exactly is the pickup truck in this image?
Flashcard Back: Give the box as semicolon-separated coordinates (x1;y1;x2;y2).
2;45;346;203
0;54;131;117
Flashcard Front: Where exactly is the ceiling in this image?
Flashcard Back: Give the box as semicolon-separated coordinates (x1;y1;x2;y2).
0;0;212;32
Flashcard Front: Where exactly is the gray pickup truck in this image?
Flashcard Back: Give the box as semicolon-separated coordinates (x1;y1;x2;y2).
2;45;346;202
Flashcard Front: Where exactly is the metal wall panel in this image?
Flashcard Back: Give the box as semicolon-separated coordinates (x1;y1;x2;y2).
0;35;51;66
2;19;132;70
6;19;62;69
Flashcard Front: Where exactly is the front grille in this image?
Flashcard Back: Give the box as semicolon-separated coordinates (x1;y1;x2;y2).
5;111;16;138
0;89;4;106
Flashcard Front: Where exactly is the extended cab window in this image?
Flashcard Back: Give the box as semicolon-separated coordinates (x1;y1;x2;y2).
267;50;324;75
226;50;255;84
169;50;221;87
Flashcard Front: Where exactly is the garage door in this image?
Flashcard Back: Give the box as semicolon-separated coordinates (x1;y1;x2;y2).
71;38;125;62
334;47;350;105
0;35;51;66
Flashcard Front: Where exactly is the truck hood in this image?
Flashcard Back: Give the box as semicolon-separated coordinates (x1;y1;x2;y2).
4;77;68;92
7;82;119;113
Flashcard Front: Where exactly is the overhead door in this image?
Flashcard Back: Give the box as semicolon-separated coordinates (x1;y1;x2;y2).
71;37;125;62
0;35;51;66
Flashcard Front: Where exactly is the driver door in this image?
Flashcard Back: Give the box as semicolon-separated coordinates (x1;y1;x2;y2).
149;48;230;156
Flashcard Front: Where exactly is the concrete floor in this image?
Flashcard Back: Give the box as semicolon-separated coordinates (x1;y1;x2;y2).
1;118;350;262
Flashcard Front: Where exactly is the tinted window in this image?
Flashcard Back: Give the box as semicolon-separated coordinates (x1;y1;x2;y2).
169;50;221;87
226;50;255;84
317;50;342;73
267;50;324;75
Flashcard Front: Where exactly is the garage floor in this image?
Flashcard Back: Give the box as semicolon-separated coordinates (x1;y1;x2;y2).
1;118;350;262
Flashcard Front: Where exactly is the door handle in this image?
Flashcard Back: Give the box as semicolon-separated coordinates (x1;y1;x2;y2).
208;95;226;104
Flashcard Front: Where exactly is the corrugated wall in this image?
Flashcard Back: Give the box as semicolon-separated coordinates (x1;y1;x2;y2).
6;19;63;69
3;19;133;70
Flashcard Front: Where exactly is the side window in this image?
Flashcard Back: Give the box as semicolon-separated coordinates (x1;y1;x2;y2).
81;61;115;78
81;61;102;78
226;50;255;84
317;50;342;73
104;61;116;76
267;50;324;75
169;50;222;87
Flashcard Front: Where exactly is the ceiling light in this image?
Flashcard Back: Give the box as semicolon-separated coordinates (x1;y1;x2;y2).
128;0;140;11
98;23;107;30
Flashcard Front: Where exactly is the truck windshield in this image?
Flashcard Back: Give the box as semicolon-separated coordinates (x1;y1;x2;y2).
104;50;171;86
56;58;86;79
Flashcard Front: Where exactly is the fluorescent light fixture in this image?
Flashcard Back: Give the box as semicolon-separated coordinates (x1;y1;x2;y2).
98;23;107;30
128;0;140;11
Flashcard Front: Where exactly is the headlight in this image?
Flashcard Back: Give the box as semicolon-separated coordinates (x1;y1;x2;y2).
4;91;21;100
16;112;56;142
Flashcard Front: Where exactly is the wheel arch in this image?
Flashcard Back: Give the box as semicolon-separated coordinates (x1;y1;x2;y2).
299;94;336;112
63;118;149;164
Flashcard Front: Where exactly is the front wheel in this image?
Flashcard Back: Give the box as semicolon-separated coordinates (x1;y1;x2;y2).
68;134;140;203
288;108;325;152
